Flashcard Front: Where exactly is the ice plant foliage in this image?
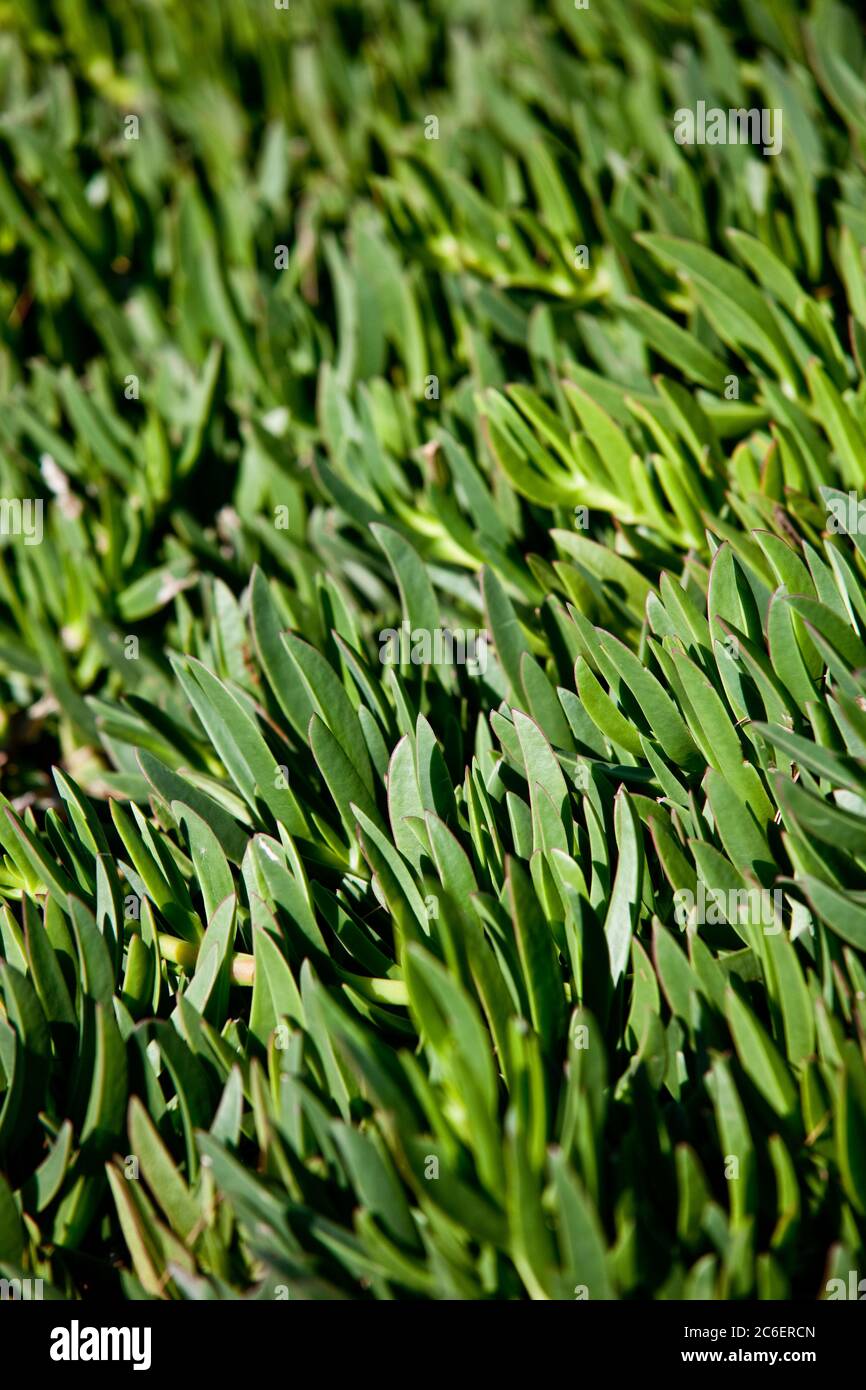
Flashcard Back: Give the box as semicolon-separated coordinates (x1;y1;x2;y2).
1;0;866;1302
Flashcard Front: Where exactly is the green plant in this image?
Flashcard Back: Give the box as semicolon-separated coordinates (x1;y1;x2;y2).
1;0;866;1301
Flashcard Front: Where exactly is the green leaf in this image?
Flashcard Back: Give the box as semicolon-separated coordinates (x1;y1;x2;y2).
249;921;304;1046
603;790;644;987
550;1149;613;1300
283;635;374;794
128;1096;201;1241
80;1001;128;1158
506;857;565;1043
174;803;234;924
725;988;798;1121
482;566;531;701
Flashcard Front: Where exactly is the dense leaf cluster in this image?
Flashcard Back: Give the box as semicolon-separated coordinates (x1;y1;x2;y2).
1;0;866;1300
